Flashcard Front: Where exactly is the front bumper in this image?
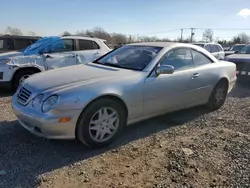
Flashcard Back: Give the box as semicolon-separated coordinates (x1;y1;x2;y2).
0;65;13;82
12;96;80;139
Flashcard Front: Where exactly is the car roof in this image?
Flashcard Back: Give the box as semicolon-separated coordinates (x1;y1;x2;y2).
0;35;40;39
62;36;107;41
193;42;221;45
126;42;208;50
127;42;177;47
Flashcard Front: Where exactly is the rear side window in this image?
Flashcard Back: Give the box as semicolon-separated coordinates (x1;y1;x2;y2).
192;50;212;66
103;41;112;49
78;39;100;50
5;39;15;50
0;40;3;50
159;48;193;70
210;45;218;53
204;45;211;52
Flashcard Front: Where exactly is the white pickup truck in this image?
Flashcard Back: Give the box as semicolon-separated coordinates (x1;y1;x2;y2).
0;36;111;91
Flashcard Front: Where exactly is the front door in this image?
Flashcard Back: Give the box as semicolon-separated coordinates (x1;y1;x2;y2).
143;48;196;115
43;38;78;70
184;49;218;103
44;52;77;69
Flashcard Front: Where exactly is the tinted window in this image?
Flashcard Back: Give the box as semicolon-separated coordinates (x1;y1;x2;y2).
14;39;31;50
239;45;250;54
230;45;246;51
159;48;193;70
192;50;212;66
6;39;14;50
0;40;3;50
78;40;99;50
45;39;74;53
204;45;211;52
210;45;218;53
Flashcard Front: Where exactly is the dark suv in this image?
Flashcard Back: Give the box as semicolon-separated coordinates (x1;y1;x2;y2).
0;35;40;53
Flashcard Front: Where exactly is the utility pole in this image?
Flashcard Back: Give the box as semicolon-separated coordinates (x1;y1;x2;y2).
190;28;195;43
180;29;183;42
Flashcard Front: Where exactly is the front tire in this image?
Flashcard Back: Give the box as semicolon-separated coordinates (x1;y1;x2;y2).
206;80;228;111
12;69;38;91
76;98;126;148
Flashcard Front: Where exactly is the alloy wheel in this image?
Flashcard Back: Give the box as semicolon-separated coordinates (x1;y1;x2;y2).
88;107;119;142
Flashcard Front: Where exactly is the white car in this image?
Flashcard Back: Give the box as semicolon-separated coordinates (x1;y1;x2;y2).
0;36;111;90
193;43;225;60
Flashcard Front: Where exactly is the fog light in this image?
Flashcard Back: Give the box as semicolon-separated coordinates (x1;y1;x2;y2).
59;117;71;123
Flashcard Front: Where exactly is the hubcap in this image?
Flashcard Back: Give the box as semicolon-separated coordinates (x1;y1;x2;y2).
19;74;30;84
214;85;226;104
89;107;119;142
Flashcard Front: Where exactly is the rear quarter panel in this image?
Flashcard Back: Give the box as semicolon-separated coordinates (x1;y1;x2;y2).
215;60;236;91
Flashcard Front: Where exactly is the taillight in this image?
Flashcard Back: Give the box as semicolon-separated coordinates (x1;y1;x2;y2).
234;70;237;77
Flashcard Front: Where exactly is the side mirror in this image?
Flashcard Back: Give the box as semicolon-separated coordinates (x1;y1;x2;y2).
234;51;239;54
155;65;174;75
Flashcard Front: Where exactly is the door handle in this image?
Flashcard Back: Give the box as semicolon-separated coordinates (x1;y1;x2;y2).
191;73;199;79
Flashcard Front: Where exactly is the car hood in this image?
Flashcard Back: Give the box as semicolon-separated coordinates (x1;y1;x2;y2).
225;54;250;63
23;63;139;92
0;51;23;60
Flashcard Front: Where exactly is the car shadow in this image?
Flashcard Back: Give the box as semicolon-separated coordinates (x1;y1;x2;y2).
0;106;209;188
0;86;12;97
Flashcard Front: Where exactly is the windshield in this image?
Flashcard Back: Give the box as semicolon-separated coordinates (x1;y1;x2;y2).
239;45;250;54
94;45;162;71
230;45;245;51
193;44;205;48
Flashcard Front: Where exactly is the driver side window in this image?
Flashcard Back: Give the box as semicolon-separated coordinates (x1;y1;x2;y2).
159;48;193;71
43;39;74;53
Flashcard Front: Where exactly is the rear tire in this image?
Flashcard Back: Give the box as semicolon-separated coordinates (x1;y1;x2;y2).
206;80;228;111
76;98;126;148
12;69;38;92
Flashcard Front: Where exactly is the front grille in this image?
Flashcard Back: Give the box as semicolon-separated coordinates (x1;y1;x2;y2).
17;86;32;105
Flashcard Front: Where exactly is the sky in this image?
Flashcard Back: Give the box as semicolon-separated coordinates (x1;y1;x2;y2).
0;0;250;41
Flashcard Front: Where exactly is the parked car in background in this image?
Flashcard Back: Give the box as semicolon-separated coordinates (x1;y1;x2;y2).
224;44;250;79
223;46;231;51
12;42;236;148
225;44;246;56
0;36;111;90
0;35;40;54
193;43;225;60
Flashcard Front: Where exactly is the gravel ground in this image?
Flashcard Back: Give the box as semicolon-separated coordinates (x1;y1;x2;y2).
1;83;250;188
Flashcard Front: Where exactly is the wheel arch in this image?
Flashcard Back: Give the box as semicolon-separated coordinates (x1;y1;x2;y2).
79;94;128;119
11;66;42;81
76;94;129;131
217;77;229;91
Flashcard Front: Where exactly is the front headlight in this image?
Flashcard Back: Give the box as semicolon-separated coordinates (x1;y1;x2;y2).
0;59;11;65
32;94;44;109
42;95;59;113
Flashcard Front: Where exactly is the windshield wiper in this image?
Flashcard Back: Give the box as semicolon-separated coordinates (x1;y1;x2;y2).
103;62;123;68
